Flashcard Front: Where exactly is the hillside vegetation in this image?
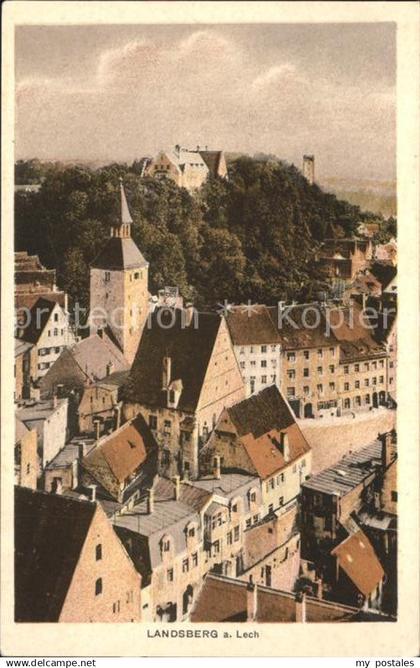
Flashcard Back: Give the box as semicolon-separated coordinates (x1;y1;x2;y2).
15;157;384;311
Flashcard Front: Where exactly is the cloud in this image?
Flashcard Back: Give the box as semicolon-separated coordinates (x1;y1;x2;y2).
15;29;395;178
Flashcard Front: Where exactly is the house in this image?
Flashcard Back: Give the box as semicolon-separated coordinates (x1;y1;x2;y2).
80;414;158;503
14;338;37;401
78;369;129;435
225;305;282;396
14;251;67;313
316;238;373;281
121;307;246;479
44;435;96;496
189;573;390;623
14;487;141;622
16;397;68;470
16;296;76;379
112;471;260;622
301;432;396;611
15;417;38;490
200;385;311;516
375;238;397;265
39;331;129;401
89;180;150;365
146;145;227;192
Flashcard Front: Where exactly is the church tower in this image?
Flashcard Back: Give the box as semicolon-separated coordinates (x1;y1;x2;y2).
90;179;149;365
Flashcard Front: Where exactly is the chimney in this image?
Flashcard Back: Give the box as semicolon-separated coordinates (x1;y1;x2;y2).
78;441;87;460
214;455;221;480
94;419;101;441
246;577;258;622
71;458;79;489
114;403;122;430
147;488;155;514
162;356;171;389
89;484;97;503
295;591;306;623
173;475;181;501
106;361;114;376
380;432;392;470
280;432;290;462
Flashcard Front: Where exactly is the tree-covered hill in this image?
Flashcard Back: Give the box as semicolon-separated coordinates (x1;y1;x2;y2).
14;157;385;311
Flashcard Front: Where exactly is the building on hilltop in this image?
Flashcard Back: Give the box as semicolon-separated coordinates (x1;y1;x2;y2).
14;486;141;622
90;180;150;365
302;155;315;185
14;251;67;313
145;145;227;192
121;307;246;479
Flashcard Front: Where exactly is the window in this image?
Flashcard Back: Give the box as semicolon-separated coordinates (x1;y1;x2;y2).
304;350;310;360
379;375;384;384
26;463;31;474
162;539;171;552
271;359;277;368
188;526;195;538
54;346;60;354
234;526;240;541
279;496;284;506
167;568;174;582
303;386;310;396
287;369;296;379
164;419;171;432
250;360;256;367
213;540;220;554
372;361;377;370
303;368;309;377
365;394;370;404
380;360;385;368
231;503;238;513
271;374;277;383
355;380;360;389
249;491;256;503
182;558;189;573
269;478;275;490
391;491;398;502
317;349;323;358
329;347;335;356
239;347;245;355
329;365;335;373
96;544;102;561
261;345;267;353
253;514;259;523
365;378;369;387
355;364;360;372
47;330;51;337
192;552;198;567
261;360;267;368
268;504;274;513
149;415;157;430
329;382;335;391
344;382;350;391
134;272;140;280
344;398;351;409
95;578;103;596
372;377;377;385
287;352;296;363
54;313;58;322
344;365;349;374
246;518;252;529
317;367;323;375
53;328;58;336
227;531;232;545
261;375;267;384
112;600;120;613
355;396;361;406
390;361;394;368
104;271;111;282
364;362;369;371
287;387;295;398
240;362;245;369
317;384;323;395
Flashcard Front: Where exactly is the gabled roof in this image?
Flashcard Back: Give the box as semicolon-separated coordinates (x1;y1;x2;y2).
19;297;59;344
82;414;157;499
267;304;337;350
331;529;384;596
222;386;310;479
226;305;282;346
199;150;224;177
90;236;148;271
14;338;34;357
67;333;129;382
121;308;222;412
15;487;96;622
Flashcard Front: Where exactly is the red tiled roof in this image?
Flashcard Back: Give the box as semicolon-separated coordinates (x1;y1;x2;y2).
226;306;282;345
331;529;384;597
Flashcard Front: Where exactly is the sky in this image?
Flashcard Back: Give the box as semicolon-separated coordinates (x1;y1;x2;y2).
15;23;396;180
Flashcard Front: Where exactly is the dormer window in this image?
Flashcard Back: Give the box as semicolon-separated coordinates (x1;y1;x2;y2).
104;272;111;282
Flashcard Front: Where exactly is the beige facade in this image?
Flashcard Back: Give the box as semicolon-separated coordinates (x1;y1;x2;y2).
59;503;141;622
146;146;228;192
15;424;38;490
14;341;37;401
338;354;388;411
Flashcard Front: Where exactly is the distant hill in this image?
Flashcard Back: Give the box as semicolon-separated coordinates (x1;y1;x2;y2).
319;177;396;218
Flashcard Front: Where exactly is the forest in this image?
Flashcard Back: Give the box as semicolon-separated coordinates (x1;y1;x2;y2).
15;156;390;311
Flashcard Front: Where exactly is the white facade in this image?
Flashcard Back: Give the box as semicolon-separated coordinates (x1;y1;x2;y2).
234;343;282;397
36;303;76;377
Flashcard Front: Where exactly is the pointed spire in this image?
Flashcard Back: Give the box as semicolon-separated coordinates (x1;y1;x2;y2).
119;177;133;225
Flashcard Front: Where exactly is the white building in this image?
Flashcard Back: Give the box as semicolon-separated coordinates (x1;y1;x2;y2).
16;297;76;378
226;306;282;397
16;397;69;470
